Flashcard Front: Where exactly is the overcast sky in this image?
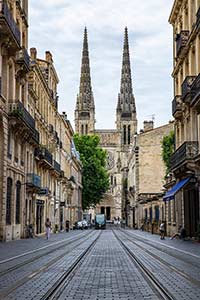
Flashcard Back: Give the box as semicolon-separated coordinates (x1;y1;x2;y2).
29;0;174;132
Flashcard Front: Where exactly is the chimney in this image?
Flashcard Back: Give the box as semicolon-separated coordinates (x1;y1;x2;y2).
30;47;37;60
143;120;154;133
45;51;53;63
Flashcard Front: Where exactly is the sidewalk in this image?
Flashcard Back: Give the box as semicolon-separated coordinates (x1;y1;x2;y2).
0;230;82;262
124;228;200;258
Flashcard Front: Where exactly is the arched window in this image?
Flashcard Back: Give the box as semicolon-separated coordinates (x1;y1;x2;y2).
85;124;88;134
16;181;21;224
81;124;84;135
6;177;13;225
128;125;131;144
123;125;126;144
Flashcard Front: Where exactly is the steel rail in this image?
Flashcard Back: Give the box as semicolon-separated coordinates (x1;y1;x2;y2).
40;231;101;300
113;229;176;300
0;231;93;277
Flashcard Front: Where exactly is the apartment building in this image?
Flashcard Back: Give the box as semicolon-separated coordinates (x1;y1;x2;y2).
167;0;200;237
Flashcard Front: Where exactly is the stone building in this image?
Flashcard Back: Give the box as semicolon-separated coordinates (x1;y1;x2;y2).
166;0;200;238
75;27;137;221
127;121;174;232
0;0;82;241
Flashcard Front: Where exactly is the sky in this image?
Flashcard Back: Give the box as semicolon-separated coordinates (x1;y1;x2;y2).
29;0;174;132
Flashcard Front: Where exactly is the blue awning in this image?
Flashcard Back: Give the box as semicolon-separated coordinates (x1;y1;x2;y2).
163;177;191;201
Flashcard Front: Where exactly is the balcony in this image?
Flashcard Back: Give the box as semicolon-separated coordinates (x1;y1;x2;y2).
176;31;189;57
26;173;41;189
197;7;200;30
35;147;53;168
170;141;198;170
172;96;182;119
191;73;200;108
181;76;196;103
16;47;30;72
53;160;61;173
9;101;39;144
0;0;21;48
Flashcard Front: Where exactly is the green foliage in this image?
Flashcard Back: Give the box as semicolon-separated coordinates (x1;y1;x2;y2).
161;131;175;175
73;134;110;210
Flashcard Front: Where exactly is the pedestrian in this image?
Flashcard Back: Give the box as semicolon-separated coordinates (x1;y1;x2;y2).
170;225;186;240
66;220;69;232
159;222;165;240
45;218;51;240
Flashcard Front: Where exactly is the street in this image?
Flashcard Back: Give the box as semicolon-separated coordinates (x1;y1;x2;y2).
0;228;199;300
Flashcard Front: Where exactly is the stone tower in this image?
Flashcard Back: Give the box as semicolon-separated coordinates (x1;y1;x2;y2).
116;27;137;145
75;27;95;134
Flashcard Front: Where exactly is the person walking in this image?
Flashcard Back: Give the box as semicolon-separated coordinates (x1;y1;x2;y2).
45;218;51;240
159;222;165;240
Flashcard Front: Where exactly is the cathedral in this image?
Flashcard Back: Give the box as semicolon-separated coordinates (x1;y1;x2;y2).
74;27;137;221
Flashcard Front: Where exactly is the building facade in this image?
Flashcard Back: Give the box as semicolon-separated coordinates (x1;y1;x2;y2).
128;121;174;232
75;27;137;221
167;0;200;237
0;0;82;241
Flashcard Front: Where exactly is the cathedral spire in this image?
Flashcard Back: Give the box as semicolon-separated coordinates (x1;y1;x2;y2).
116;27;137;142
75;28;95;134
117;27;135;112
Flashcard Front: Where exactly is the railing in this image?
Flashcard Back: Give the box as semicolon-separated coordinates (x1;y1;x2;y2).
197;6;200;29
16;47;30;69
39;147;53;165
170;141;198;170
191;73;200;105
9;101;35;129
0;0;21;46
176;31;189;56
26;173;41;188
54;160;61;173
172;96;182;116
181;76;196;102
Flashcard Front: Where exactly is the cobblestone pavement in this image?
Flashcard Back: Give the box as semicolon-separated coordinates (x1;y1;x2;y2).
0;228;199;300
56;230;161;300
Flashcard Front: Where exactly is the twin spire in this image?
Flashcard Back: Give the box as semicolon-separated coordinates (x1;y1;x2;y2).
75;27;136;131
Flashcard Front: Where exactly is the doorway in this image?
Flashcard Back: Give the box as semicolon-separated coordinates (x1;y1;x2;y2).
36;200;44;234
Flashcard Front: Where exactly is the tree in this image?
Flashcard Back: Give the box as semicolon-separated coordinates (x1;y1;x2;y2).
73;134;109;210
161;131;175;175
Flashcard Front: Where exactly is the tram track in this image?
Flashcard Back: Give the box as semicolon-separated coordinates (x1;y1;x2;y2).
117;229;200;284
0;230;98;299
0;231;92;276
41;231;102;300
113;229;199;300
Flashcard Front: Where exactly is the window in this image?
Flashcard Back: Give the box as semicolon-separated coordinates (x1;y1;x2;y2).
16;181;21;224
110;175;113;185
114;177;117;186
149;207;152;222
123;125;126;144
85;124;88;134
128;125;131;144
6;178;13;225
155;206;159;222
144;208;147;222
81;124;84;135
168;201;171;222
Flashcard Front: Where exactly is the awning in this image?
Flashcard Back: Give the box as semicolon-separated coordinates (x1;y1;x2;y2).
163;177;191;201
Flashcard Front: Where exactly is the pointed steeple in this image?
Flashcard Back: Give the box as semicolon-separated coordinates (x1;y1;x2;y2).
117;27;136;113
116;27;137;143
75;28;95;134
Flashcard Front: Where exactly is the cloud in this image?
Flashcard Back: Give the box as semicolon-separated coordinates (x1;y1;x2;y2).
29;0;174;131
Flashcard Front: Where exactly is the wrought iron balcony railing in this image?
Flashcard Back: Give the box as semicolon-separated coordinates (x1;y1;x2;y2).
172;96;182;117
170;141;198;170
176;31;189;56
54;160;61;173
35;147;53;166
9;101;35;129
16;47;30;70
0;0;21;46
181;76;196;103
197;6;200;29
26;173;41;188
191;73;200;106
